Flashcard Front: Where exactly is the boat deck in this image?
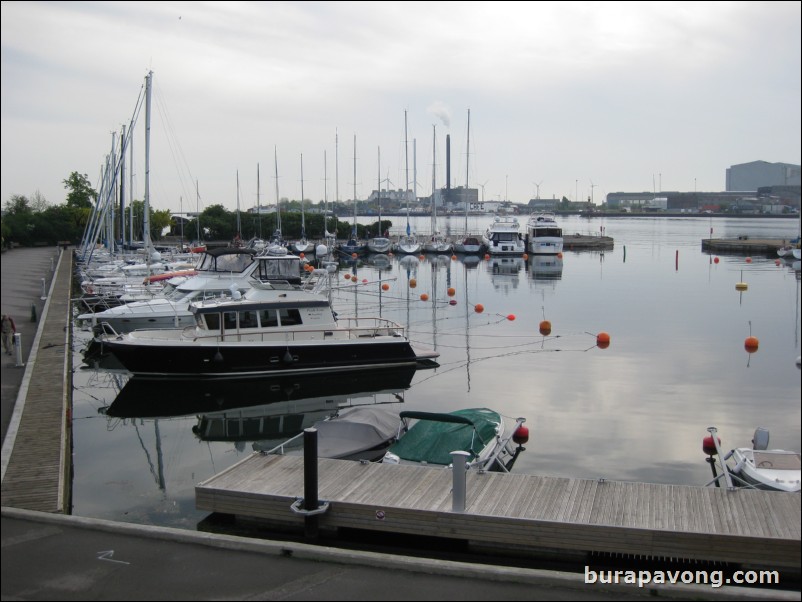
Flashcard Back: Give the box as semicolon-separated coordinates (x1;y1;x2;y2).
197;452;800;570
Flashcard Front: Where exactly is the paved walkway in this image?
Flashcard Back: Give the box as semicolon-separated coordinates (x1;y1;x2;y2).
1;246;795;601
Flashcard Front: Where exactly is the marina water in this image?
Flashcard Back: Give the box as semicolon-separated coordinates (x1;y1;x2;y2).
70;215;801;529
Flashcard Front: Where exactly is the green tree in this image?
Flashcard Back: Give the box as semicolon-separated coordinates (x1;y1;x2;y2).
63;172;95;209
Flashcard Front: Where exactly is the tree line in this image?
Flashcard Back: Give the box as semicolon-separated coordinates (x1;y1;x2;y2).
1;171;391;249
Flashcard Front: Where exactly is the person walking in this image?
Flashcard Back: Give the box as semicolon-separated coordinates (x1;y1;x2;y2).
2;313;16;355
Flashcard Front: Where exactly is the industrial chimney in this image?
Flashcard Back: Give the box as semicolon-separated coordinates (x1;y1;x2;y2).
446;134;451;192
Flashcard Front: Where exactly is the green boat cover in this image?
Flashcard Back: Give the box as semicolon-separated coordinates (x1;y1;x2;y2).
388;408;501;465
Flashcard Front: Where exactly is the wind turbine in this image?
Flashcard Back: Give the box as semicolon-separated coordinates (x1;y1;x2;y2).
479;180;489;203
532;180;542;200
589;179;597;205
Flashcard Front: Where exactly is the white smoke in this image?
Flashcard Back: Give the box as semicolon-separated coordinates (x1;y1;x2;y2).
427;101;451;128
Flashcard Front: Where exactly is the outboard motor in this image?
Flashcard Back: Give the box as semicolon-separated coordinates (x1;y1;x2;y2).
752;427;770;450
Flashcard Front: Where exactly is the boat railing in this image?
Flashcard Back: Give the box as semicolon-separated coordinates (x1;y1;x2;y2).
179;318;405;343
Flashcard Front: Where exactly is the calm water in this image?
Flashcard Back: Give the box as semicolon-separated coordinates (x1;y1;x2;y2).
70;215;801;529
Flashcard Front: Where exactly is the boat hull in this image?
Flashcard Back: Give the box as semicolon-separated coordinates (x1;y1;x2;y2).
100;336;433;378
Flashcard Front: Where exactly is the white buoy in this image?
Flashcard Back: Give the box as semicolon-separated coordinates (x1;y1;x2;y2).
316;244;328;257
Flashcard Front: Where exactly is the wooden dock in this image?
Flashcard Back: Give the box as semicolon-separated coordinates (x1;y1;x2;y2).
1;250;72;513
197;453;800;570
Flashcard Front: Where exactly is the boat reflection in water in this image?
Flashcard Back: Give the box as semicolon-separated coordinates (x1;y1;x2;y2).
527;254;563;280
102;366;418;420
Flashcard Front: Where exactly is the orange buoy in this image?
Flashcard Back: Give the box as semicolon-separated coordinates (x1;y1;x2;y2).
714;256;720;264
539;320;552;336
419;254;425;260
299;253;305;259
420;293;429;301
344;273;351;280
451;255;457;261
522;253;528;260
351;252;358;258
596;332;611;349
362;278;368;284
557;252;563;259
474;303;484;314
484;254;490;260
507;314;516;321
744;336;759;352
381;283;390;291
745;257;752;263
447;287;456;297
409;278;417;288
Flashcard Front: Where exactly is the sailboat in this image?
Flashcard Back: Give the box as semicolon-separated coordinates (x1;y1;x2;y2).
423;125;453;254
394;110;422;255
267;147;288;255
338;134;367;256
367;147;392;254
454;109;484;255
290;153;315;255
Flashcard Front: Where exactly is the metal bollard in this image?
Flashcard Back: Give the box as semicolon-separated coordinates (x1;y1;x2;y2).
450;451;470;512
40;277;47;300
30;303;37;322
13;332;24;367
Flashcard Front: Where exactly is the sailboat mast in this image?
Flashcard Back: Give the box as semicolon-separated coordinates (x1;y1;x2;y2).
236;169;241;239
377;147;381;237
465;108;471;231
257;163;262;239
404;110;410;232
323;149;329;236
431;125;436;234
195;179;201;243
300;153;306;239
353;134;357;239
274;147;281;239
143;70;152;252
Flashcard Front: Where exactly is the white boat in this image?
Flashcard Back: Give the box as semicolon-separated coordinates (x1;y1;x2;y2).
382;408;528;472
77;248;265;332
482;216;525;255
258;405;402;462
526;212;563;255
94;280;439;378
705;426;800;492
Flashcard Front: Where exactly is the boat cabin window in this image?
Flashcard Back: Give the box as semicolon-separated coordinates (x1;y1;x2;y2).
203;313;220;330
223;311;238;331
278;308;302;326
258;309;279;327
238;310;257;329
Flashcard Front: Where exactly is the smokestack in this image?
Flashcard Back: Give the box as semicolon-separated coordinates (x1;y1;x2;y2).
446;134;451;191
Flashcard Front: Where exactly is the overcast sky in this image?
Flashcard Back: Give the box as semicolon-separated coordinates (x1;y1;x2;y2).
2;1;800;214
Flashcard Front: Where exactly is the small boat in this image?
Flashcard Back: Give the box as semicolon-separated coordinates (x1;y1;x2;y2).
526;212;563;255
482;216;525;255
704;426;801;492
94;281;439;378
382;408;528;471
258;406;401;461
